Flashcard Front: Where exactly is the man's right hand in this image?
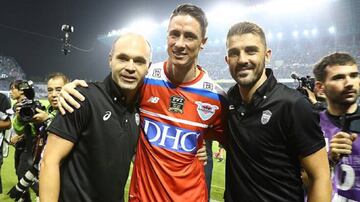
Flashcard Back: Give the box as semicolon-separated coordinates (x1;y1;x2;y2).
58;79;88;115
330;131;357;162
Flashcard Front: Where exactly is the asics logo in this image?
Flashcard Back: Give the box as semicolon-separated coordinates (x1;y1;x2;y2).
103;111;112;121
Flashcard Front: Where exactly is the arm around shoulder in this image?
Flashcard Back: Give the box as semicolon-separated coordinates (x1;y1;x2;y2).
39;133;74;202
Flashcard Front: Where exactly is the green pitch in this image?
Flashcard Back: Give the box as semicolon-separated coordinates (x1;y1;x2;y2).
0;142;225;201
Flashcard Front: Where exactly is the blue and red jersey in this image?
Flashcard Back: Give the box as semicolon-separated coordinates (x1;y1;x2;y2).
129;61;227;201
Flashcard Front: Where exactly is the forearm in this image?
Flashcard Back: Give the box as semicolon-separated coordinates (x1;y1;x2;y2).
306;173;331;202
0;119;11;130
39;160;61;202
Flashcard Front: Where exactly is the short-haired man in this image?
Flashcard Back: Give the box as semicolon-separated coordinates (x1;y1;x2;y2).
39;33;151;202
224;22;331;201
313;52;360;201
8;72;69;201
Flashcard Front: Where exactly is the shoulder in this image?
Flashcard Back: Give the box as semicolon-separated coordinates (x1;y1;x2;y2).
202;72;227;97
76;82;104;97
272;83;307;104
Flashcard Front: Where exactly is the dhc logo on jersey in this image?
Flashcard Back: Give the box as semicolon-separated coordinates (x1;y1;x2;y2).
143;118;201;153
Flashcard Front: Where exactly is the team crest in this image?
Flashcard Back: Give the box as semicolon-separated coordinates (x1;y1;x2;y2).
195;101;219;121
152;68;161;78
203;82;213;90
135;113;140;126
169;96;185;113
261;110;272;125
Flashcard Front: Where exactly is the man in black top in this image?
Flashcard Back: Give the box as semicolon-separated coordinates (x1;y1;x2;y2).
0;92;11;194
224;22;331;201
39;33;151;202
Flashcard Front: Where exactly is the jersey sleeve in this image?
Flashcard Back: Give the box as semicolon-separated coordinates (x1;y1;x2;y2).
47;87;90;143
290;97;325;156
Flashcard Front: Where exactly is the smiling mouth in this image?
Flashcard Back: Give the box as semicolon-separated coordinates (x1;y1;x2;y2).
173;51;187;59
121;75;136;82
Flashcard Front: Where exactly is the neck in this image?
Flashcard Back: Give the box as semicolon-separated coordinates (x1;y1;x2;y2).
327;102;358;116
166;59;199;84
17;95;26;102
121;88;137;105
238;70;267;104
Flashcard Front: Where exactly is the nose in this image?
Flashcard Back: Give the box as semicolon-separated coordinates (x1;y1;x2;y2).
344;76;355;89
174;36;185;49
52;91;59;98
237;52;249;66
125;59;136;72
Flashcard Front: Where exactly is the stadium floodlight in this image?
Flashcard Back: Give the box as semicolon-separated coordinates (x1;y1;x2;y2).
276;32;283;40
292;31;299;38
328;26;336;34
161;20;169;27
127;18;159;38
249;0;332;15
311;28;318;36
303;29;309;37
207;3;245;27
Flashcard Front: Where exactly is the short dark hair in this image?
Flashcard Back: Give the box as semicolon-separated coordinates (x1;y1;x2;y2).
47;72;69;84
226;22;267;48
9;79;25;90
170;3;208;38
313;52;357;82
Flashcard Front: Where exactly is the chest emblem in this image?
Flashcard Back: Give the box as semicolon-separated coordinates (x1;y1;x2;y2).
195;101;219;121
169;95;185;113
103;111;112;121
152;68;161;78
261;110;272;125
203;82;213;90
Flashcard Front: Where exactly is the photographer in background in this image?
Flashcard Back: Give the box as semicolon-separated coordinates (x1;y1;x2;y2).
0;92;12;194
292;73;327;112
8;73;69;202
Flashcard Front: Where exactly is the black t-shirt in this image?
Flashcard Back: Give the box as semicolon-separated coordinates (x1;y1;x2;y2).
0;93;11;129
47;75;140;202
0;93;11;153
225;69;325;202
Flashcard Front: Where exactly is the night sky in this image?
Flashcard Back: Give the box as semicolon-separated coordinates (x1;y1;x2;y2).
1;0;242;81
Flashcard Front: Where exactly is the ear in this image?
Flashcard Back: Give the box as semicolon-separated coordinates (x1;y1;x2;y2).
225;55;229;65
315;81;325;95
265;48;272;64
108;54;112;68
200;37;208;50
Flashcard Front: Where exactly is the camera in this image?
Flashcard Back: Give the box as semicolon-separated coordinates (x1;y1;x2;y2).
291;73;315;96
61;24;74;55
18;81;45;122
61;24;74;33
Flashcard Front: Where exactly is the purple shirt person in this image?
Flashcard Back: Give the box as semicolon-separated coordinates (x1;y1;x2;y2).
313;52;360;201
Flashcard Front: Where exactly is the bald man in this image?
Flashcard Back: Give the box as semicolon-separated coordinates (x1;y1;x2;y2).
39;33;151;202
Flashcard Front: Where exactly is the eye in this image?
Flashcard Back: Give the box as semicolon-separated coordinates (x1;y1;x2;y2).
350;72;359;78
117;55;129;62
332;75;345;80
